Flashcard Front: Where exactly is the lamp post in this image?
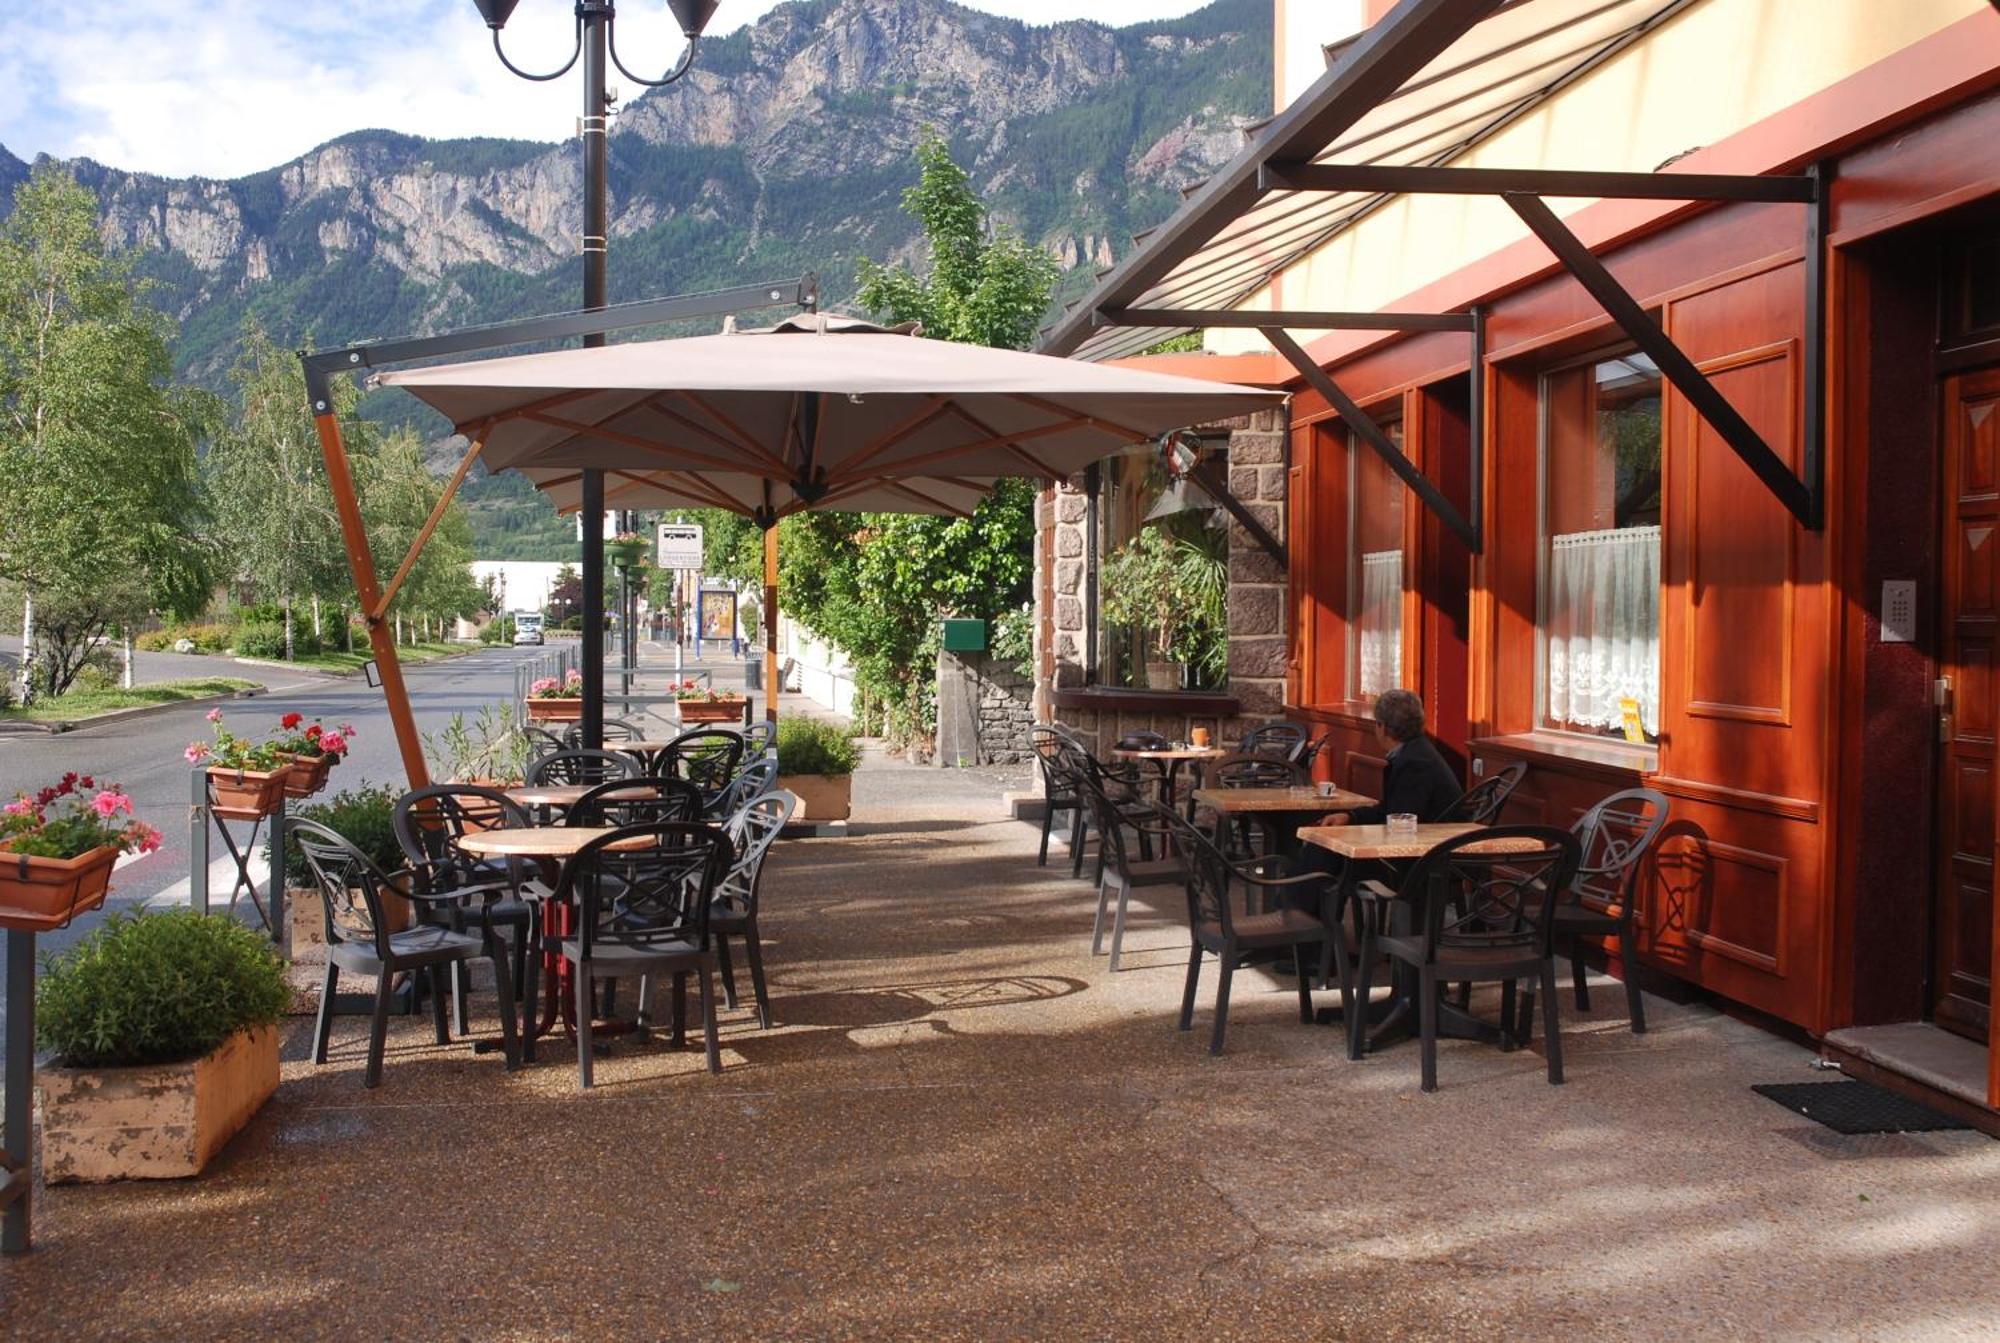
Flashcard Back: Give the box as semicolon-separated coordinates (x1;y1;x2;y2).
473;0;719;748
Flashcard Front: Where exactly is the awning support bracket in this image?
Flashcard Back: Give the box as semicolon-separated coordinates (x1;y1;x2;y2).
1504;189;1822;528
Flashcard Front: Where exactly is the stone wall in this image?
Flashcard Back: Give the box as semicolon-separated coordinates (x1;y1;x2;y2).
1033;405;1290;752
935;648;1036;765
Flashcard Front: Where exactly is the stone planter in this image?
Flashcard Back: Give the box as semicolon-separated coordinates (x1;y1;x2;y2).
39;1025;280;1182
779;772;852;823
280;752;333;800
525;697;583;723
207;766;288;820
678;698;749;725
0;844;118;933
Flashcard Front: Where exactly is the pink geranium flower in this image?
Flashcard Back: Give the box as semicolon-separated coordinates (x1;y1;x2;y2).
90;790;133;818
185;742;211;763
319;732;347;756
206;707;224;723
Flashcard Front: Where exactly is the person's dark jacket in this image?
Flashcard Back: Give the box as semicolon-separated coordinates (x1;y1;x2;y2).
1347;734;1463;825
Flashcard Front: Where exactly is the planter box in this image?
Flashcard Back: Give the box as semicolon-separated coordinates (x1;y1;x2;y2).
779;772;852;822
525;697;583;723
280;753;333;800
678;698;749;725
207;766;288;820
39;1025;280;1183
0;844;118;932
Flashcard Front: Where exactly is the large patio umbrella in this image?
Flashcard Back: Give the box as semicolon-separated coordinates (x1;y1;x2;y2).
365;313;1283;774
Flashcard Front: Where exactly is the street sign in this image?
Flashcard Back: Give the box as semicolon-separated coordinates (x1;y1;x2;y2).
658;522;704;570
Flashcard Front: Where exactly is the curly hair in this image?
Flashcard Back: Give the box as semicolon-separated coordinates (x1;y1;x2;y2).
1372;689;1426;743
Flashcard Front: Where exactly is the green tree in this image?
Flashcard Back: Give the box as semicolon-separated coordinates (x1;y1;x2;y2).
0;168;215;700
356;428;483;644
205;319;350;659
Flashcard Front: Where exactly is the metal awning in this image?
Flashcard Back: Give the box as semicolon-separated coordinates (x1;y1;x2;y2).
1045;0;1830;543
1047;0;1693;365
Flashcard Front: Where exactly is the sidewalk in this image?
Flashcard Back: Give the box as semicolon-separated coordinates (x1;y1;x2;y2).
4;751;1996;1338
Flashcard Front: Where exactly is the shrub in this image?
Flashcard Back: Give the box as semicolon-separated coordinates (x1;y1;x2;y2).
277;782;403;886
70;648;122;692
234;621;285;658
184;623;235;653
36;910;290;1067
775;716;861;776
135;629;176;652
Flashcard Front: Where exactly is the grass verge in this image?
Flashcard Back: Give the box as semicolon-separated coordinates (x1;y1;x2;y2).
277;642;470;672
1;677;260;724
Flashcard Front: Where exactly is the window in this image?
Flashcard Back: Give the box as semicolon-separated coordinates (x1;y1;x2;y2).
1538;351;1663;741
1348;417;1405;701
1093;443;1231;690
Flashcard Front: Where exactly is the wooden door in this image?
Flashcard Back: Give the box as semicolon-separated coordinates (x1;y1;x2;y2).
1935;366;2000;1040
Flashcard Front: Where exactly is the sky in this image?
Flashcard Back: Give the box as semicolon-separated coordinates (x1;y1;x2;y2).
0;0;1218;180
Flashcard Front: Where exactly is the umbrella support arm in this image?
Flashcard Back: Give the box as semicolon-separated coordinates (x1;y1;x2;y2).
764;525;780;726
370;435;485;622
313;411;432;791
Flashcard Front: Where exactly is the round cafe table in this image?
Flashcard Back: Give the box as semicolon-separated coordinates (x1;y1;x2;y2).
1111;743;1227;814
454;826;651;1053
504;783;655;815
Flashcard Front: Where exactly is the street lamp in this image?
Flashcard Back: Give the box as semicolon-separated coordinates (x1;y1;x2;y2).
474;0;719;748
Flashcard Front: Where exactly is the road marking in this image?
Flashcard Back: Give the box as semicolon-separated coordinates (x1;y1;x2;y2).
143;852;270;910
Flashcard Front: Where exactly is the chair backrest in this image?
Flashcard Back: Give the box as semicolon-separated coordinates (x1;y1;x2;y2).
711;756;780;819
527;748;640;787
1395;826;1581;964
1569;788;1670;918
1211;752;1304;789
716;790;796;918
600;717;644;743
391;785;531;895
740;720;776;756
561;823;734;959
1032;724;1085;798
568;777;704;827
1239;720;1311;762
1158;807;1241;940
291;818;403;959
660;728;747;794
1294;734;1332;773
1072;762;1163;881
1115;729;1171;752
524;725;568;759
1441;760;1527;825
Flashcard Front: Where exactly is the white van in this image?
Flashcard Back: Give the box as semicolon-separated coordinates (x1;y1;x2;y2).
512;612;545;646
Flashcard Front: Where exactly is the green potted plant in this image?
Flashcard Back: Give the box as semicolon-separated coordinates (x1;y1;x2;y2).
1100;527;1228;690
185;708;290;817
422;703;531;787
269;712;355;799
605;531;647;570
0;774;162;931
775;716;861;823
36;909;290;1181
674;677;749;725
524;669;585;722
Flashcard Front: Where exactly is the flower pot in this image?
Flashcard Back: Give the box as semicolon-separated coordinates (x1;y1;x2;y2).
1144;661;1184;691
207;766;288;820
39;1024;280;1182
678;698;749;725
605;538;647;569
525;697;583;722
280;752;333;799
778;772;852;823
0;844;119;933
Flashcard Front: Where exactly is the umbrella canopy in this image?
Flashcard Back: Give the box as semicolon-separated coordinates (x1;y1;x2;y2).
378;314;1284;519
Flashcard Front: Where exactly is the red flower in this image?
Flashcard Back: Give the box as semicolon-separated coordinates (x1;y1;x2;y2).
280;712;303;730
305;723;323;740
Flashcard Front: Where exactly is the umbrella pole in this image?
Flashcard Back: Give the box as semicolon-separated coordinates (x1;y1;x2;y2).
313;411;431;790
763;525;780;727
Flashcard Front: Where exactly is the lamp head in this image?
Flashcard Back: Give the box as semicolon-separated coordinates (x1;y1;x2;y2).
473;0;522;30
665;0;721;38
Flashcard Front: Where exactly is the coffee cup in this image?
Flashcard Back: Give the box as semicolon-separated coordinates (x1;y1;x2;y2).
1316;780;1336;798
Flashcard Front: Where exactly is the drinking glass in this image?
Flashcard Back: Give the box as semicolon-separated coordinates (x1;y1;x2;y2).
1386;812;1419;837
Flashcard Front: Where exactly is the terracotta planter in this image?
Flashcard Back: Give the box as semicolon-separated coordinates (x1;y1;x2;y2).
526;697;583;722
40;1025;280;1183
0;844;118;933
678;698;749;725
778;772;852;823
207;766;288;820
1144;660;1184;691
280;752;333;799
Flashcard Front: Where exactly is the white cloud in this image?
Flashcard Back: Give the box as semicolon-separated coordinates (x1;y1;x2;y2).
0;0;1220;179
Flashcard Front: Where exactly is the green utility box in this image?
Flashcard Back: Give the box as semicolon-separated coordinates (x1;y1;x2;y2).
940;618;987;653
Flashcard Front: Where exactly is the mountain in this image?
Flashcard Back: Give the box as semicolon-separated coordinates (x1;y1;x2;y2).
0;0;1271;556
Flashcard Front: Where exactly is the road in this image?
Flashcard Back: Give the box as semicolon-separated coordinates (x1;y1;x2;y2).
0;641;756;1063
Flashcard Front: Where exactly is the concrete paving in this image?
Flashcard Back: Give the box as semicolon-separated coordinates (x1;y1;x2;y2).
3;750;1997;1339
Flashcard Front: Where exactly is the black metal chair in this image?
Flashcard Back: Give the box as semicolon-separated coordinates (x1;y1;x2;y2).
600;717;645;742
713;790;795;1028
527;747;639;787
292;819;521;1088
567;776;705;827
558;823;735;1087
1239;719;1312;762
1441;761;1528;824
711;756;779;820
1355;825;1580;1092
1074;767;1183;972
1162;809;1333;1055
1210;752;1306;862
1517;788;1670;1040
391;785;542;1035
658;727;747;803
1031;724;1088;871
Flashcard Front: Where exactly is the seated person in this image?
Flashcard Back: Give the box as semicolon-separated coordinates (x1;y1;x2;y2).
1315;688;1463;829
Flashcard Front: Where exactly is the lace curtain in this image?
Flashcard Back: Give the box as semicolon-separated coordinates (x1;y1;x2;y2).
1545;525;1660;736
1357;549;1403;698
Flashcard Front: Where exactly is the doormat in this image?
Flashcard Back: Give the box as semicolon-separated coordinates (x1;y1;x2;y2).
1751;1081;1969;1135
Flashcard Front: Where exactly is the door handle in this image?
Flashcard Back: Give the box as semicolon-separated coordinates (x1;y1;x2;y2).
1940;712;1954;744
